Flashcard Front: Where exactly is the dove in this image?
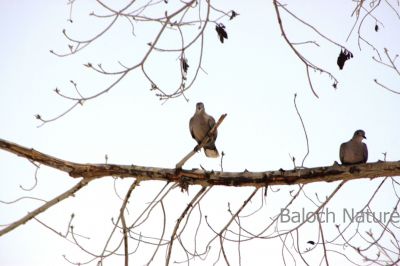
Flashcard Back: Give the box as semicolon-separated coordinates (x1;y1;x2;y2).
339;130;368;165
189;102;219;158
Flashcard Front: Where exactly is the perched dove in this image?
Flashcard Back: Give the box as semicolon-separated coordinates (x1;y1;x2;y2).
339;129;368;165
189;102;219;158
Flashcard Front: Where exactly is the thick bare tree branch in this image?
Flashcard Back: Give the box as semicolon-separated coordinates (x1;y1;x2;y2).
1;138;399;188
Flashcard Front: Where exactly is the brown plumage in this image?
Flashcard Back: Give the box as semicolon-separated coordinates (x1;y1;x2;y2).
189;102;219;158
339;130;368;165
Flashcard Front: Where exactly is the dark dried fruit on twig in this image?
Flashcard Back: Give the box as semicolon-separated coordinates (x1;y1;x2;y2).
215;23;228;43
375;24;379;32
307;241;315;245
230;10;238;20
151;83;158;90
337;48;353;70
181;57;189;74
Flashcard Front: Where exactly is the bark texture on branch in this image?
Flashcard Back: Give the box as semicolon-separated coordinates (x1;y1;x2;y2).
1;138;399;187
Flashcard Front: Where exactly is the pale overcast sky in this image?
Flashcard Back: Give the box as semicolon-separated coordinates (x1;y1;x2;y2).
0;0;399;265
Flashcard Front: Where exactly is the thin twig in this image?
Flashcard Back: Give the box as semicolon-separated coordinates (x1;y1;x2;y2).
293;93;310;167
0;178;93;237
374;79;400;94
317;212;329;266
165;186;207;265
120;179;141;266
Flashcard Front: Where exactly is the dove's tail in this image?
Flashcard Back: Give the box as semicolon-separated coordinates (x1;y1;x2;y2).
204;147;219;158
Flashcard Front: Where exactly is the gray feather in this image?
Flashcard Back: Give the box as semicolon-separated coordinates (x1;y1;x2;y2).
339;130;368;164
189;102;219;158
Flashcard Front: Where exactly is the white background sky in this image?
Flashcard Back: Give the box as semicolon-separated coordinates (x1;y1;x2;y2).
0;0;399;265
